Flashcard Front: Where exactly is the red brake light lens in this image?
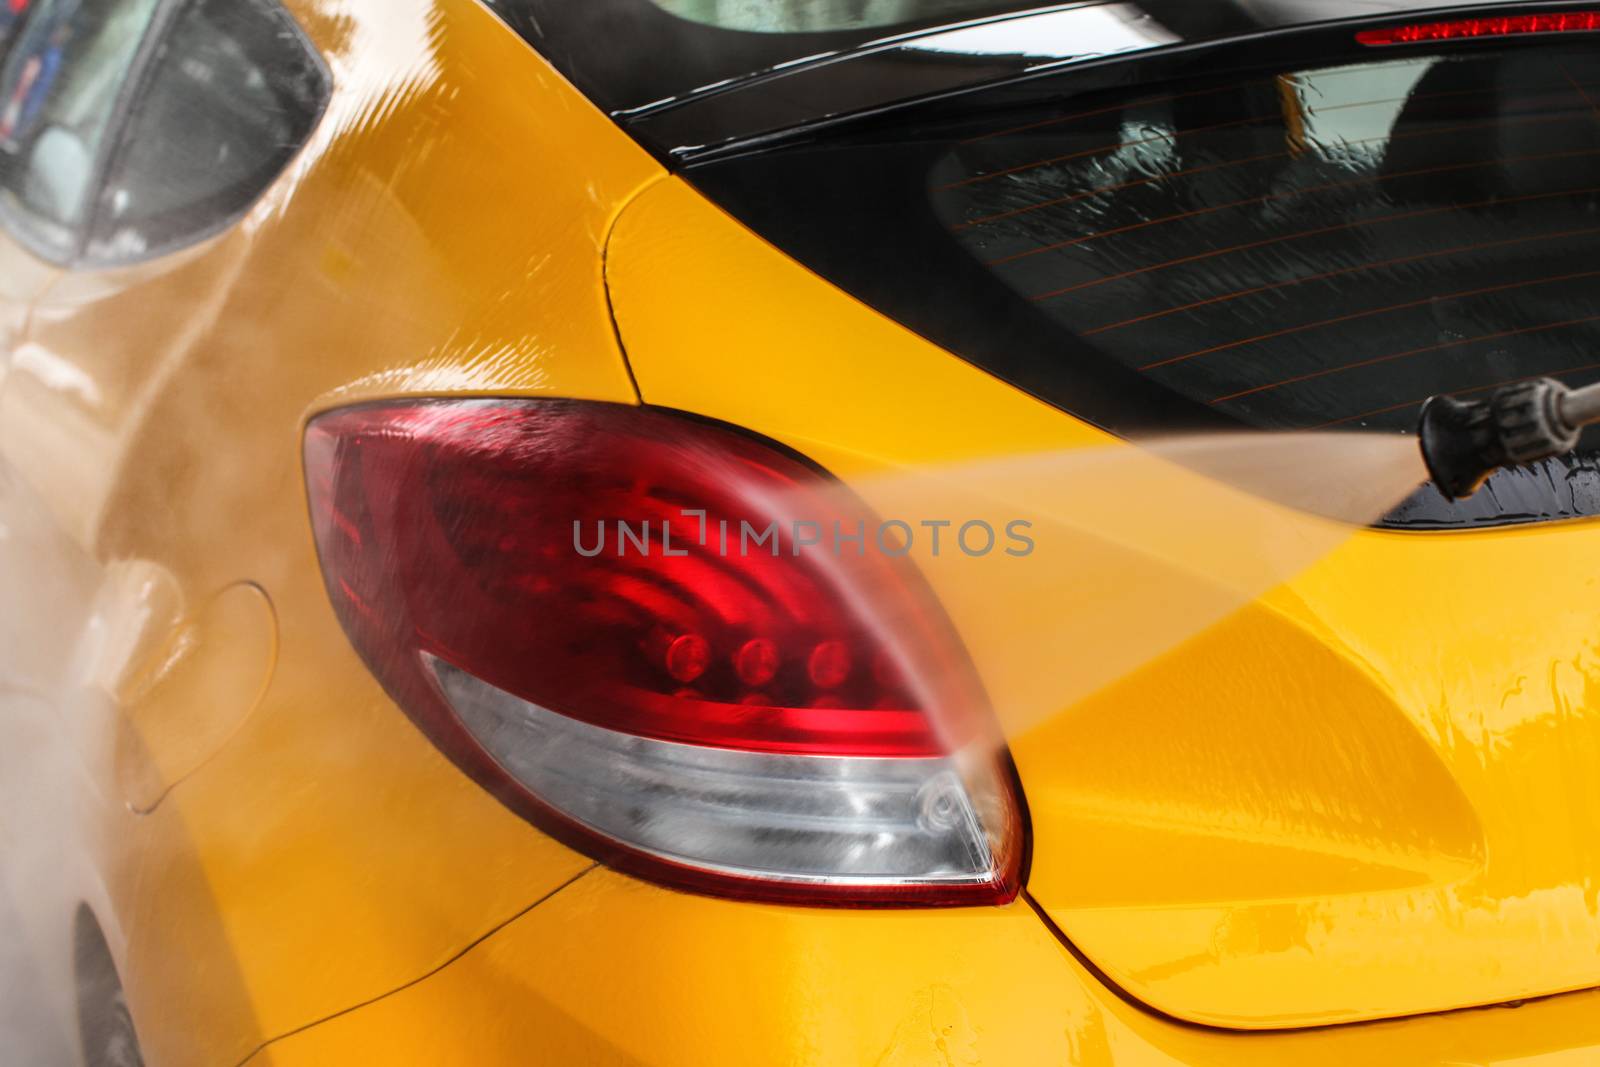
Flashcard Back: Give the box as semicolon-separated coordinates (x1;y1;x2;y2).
1357;10;1600;46
304;399;1024;905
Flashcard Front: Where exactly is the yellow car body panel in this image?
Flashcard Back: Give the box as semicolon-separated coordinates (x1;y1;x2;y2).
0;0;1598;1063
256;869;1600;1067
606;176;1600;1028
0;0;654;1063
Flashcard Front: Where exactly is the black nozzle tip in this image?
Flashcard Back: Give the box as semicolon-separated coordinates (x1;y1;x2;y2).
1419;378;1581;500
1419;392;1500;501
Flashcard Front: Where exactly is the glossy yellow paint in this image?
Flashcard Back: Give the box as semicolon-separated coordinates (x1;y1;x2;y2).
110;577;279;812
606;176;1600;1030
257;868;1600;1067
0;0;662;1063
1;0;1598;1062
83;0;665;1056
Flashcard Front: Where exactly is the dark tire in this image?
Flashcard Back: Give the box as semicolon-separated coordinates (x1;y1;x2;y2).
73;907;144;1067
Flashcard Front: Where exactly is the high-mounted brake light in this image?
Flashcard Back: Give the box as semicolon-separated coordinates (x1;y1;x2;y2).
1357;10;1600;46
304;399;1024;904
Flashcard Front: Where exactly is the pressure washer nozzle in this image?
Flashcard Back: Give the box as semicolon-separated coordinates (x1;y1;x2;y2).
1418;377;1599;500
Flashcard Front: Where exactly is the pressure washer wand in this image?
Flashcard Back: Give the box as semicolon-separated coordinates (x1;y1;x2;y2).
1419;377;1600;500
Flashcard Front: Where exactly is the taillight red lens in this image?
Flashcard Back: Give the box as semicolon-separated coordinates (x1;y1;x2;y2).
1357;11;1600;46
304;399;1024;905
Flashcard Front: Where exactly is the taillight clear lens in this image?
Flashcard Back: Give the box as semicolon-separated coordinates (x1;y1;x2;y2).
304;399;1024;904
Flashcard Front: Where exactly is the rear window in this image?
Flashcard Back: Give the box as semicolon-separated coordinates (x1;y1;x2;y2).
690;40;1600;527
935;51;1600;437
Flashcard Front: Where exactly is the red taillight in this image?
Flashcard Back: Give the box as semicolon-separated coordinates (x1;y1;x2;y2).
304;399;1024;905
1357;10;1600;46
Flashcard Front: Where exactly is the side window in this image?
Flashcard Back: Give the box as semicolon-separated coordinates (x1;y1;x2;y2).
86;0;329;265
0;0;162;261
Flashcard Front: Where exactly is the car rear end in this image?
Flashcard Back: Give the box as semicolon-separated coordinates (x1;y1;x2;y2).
262;0;1600;1061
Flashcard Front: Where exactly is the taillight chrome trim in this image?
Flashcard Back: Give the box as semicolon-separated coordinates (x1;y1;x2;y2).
430;656;1007;892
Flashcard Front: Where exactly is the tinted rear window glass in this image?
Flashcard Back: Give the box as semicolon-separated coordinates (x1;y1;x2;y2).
691;42;1600;528
934;51;1600;436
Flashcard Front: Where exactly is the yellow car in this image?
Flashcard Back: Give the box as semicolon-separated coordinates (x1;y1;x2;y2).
6;0;1600;1063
